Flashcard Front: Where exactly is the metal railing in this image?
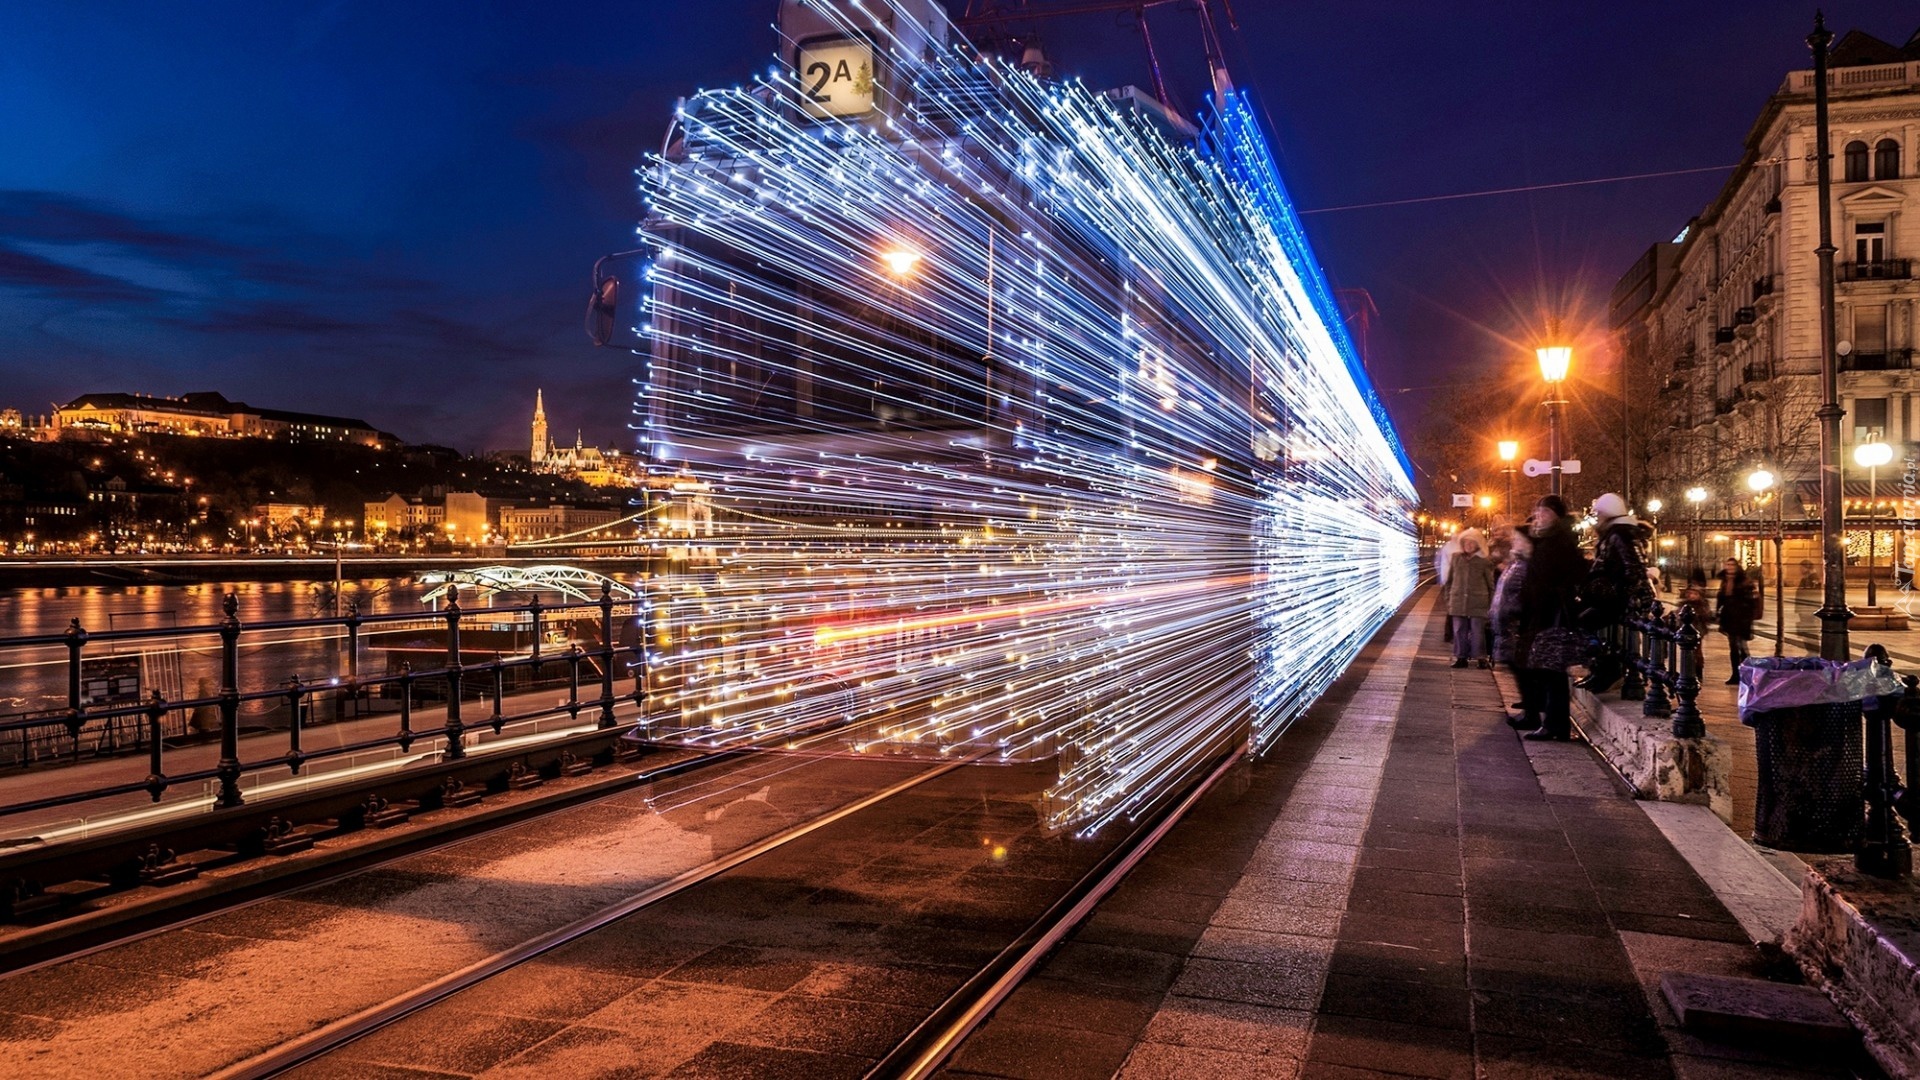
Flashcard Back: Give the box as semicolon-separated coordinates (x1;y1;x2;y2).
1838;258;1912;282
1861;651;1918;878
1612;600;1705;739
0;581;639;826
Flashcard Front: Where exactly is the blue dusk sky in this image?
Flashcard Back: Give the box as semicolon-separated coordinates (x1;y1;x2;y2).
1;2;1913;452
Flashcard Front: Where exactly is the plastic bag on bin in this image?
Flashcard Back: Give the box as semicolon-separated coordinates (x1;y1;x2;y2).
1736;655;1901;725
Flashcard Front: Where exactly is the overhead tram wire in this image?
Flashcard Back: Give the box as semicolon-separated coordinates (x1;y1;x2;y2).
1298;163;1746;215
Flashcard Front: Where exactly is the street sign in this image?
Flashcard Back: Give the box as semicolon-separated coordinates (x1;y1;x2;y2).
1522;458;1582;477
1451;493;1474;508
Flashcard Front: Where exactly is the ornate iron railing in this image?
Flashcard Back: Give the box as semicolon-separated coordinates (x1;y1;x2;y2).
0;581;639;826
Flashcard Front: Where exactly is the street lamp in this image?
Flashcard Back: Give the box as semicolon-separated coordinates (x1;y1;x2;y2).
1497;440;1519;517
1749;466;1786;655
1536;337;1572;497
1856;437;1893;608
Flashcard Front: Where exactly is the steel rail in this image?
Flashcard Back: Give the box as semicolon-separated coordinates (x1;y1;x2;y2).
216;754;976;1080
871;745;1244;1080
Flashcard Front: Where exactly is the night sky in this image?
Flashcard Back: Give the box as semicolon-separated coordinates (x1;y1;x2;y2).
2;2;1913;455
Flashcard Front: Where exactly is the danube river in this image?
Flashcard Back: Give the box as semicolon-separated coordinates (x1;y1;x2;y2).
0;574;634;756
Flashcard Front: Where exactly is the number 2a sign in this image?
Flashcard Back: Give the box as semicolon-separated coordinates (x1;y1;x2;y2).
796;38;877;120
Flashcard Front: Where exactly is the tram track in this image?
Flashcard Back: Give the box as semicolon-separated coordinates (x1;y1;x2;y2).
217;741;1248;1080
0;746;739;977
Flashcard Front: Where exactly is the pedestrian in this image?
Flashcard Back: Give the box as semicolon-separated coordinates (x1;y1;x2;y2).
1575;492;1655;693
1715;558;1758;685
1493;529;1536;728
1514;494;1587;741
1446;533;1496;668
1680;567;1710;676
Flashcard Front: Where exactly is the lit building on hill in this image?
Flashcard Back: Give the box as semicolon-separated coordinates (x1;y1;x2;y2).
55;391;397;447
528;389;636;487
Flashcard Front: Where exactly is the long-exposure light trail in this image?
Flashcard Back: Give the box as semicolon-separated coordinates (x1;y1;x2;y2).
614;0;1416;832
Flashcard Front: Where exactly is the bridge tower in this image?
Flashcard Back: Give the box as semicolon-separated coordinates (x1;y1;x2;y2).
531;389;548;466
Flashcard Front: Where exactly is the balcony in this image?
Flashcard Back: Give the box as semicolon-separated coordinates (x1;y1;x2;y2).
1742;361;1771;383
1764;196;1782;215
1713;327;1737;355
1840;348;1914;373
1673;346;1697;370
1838;259;1912;283
1752;276;1776;313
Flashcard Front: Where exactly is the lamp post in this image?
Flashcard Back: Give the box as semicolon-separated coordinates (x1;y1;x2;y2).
1498;440;1519;517
1749;467;1786;656
1857;438;1893;608
1537;338;1572;497
1810;14;1851;660
1686;486;1708;578
1646;497;1665;589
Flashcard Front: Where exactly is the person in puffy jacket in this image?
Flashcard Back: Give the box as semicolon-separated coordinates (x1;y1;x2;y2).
1492;529;1535;727
1446;533;1496;668
1576;492;1655;692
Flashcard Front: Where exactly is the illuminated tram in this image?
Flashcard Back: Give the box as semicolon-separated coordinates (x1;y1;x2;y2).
590;0;1416;831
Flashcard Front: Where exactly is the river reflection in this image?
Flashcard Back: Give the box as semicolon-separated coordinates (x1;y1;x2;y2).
0;576;620;753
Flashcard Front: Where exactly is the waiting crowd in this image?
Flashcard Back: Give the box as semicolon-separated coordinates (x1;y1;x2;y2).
1440;493;1766;739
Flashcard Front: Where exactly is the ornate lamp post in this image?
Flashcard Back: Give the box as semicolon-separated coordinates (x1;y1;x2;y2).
1856;437;1893;608
1810;15;1851;660
1686;486;1708;577
1498;440;1519;517
1536;338;1573;498
1748;466;1787;656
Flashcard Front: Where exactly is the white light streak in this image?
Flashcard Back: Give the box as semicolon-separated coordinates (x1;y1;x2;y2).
623;1;1415;831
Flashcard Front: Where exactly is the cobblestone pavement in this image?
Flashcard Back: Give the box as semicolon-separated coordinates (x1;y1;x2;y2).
944;593;1870;1080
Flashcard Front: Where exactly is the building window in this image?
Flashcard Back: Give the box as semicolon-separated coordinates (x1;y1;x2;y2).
1855;221;1886;265
1845;141;1869;182
1854;305;1888;358
1855;397;1888;440
1875;139;1902;180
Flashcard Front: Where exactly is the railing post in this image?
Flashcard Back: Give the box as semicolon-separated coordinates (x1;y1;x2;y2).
144;690;169;802
285;676;306;774
598;581;617;728
1671;605;1705;739
443;584;465;760
344;598;361;683
490;656;505;734
216;593;244;808
1642;608;1673;719
1857;669;1913;877
397;663;415;753
1620;617;1646;701
64;618;87;761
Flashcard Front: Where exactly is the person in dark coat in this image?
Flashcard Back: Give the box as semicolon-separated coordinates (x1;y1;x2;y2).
1576;492;1656;692
1514;494;1587;740
1715;558;1757;685
1492;529;1535;727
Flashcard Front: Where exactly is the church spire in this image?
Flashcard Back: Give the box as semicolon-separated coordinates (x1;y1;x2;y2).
531;389;549;466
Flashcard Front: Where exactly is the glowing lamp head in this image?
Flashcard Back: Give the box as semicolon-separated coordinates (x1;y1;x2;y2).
1855;441;1893;468
1478;496;1493;509
1747;468;1775;493
1645;498;1663;514
1535;345;1572;384
1497;440;1519;462
880;249;922;275
1685;486;1708;505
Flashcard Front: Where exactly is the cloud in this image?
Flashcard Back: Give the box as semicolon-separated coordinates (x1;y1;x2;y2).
0;244;159;302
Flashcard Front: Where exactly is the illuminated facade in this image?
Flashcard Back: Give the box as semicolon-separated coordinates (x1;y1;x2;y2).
618;0;1416;830
56;391;392;446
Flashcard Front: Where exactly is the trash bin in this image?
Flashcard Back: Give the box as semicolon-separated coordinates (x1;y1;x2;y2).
1738;657;1901;852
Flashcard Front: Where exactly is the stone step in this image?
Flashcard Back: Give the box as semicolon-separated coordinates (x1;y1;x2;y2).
1659;970;1854;1045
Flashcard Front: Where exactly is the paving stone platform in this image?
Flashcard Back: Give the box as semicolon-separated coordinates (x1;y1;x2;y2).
944;592;1882;1080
